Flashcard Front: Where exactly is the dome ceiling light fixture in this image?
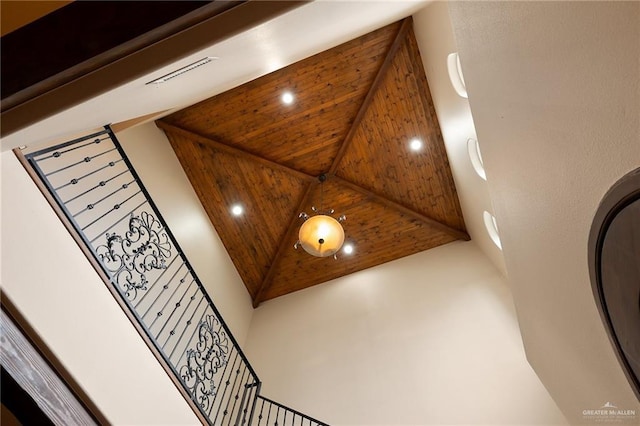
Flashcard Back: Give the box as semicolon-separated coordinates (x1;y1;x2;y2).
294;174;347;259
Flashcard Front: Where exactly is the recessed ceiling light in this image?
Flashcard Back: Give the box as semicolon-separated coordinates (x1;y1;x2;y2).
281;91;294;105
343;243;354;255
409;138;423;152
231;204;244;216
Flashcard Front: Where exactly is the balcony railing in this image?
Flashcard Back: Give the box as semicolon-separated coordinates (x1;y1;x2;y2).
18;125;328;426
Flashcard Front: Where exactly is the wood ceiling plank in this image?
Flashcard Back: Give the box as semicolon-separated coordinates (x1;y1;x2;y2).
160;17;469;304
335;25;466;232
165;132;267;295
161;21;402;177
406;30;466;232
262;182;459;301
252;183;314;307
329;18;412;175
164;128;307;298
333;176;469;241
157;121;316;183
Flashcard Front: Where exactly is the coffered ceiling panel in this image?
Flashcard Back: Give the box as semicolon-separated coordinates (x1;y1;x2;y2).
158;17;469;306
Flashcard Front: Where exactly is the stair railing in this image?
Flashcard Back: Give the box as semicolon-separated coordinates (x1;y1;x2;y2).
16;125;328;426
253;396;328;426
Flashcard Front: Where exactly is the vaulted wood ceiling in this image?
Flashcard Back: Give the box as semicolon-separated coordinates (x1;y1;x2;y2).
157;17;468;307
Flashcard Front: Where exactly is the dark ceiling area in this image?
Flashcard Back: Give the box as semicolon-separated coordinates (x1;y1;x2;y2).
157;17;468;307
1;0;305;137
1;1;220;100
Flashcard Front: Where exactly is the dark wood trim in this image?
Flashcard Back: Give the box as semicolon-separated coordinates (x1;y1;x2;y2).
1;292;108;425
333;176;470;241
328;18;411;175
157;121;317;183
1;0;307;137
2;1;234;107
588;167;640;401
0;1;72;37
252;184;315;307
12;147;210;424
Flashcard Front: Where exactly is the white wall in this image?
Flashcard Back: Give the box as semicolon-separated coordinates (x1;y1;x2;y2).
116;122;254;344
447;1;640;423
0;120;256;424
1;150;199;425
244;241;567;425
412;1;507;277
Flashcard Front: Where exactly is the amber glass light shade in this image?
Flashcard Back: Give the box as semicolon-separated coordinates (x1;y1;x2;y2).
298;215;345;257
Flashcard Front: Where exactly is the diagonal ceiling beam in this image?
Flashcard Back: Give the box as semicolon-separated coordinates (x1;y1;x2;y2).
157;121;321;307
248;18;412;306
252;183;315;307
156;121;317;183
328;17;412;175
333;176;470;241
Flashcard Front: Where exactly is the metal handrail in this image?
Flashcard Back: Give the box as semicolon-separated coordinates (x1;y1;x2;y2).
254;395;329;426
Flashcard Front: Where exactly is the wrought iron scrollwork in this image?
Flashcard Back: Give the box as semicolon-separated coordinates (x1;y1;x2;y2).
96;211;171;300
180;315;229;411
25;126;329;425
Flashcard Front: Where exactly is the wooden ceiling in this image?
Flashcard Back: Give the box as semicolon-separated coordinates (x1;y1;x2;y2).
157;17;469;307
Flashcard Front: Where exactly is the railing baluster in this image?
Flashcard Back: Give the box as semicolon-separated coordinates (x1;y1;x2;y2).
80;189;142;231
60;168;127;200
168;293;205;361
253;396;328;426
214;351;240;423
257;393;266;426
162;284;198;349
155;278;194;339
147;269;189;325
44;147;117;177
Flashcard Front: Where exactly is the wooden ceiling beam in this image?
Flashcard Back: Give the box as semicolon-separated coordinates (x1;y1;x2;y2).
156;121;317;183
332;176;470;241
328;17;412;175
252;184;315;307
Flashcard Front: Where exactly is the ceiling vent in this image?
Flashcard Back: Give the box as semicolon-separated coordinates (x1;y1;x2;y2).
146;57;217;85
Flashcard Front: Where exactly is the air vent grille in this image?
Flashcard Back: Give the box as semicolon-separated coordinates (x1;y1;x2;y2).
146;56;217;85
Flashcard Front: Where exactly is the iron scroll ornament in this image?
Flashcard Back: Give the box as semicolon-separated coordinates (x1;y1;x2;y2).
95;210;231;410
180;315;229;411
96;211;171;301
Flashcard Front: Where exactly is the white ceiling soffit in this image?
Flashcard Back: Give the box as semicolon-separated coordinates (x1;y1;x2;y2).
1;0;430;152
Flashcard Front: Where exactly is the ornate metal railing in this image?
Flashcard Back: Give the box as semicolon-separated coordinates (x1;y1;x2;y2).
19;125;328;425
254;396;328;426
